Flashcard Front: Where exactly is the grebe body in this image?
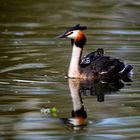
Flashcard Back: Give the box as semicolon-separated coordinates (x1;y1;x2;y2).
59;24;133;79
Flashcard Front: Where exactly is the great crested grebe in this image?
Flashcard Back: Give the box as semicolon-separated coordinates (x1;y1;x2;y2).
59;24;133;79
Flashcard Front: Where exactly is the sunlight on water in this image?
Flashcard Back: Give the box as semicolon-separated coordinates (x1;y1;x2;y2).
0;0;140;140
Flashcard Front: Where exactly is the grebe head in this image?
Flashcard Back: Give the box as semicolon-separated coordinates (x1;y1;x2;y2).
59;24;87;48
59;24;87;38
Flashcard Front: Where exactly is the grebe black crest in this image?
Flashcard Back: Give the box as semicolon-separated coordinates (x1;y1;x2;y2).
59;24;133;80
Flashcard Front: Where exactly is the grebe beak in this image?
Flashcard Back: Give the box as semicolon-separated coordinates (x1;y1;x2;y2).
56;30;68;38
58;33;67;38
58;31;74;38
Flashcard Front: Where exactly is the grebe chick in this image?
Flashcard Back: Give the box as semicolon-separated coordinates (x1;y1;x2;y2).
59;24;133;79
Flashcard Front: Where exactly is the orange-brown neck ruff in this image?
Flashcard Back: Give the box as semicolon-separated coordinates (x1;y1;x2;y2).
74;31;86;49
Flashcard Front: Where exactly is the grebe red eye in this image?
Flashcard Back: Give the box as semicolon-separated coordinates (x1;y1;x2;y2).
66;31;73;36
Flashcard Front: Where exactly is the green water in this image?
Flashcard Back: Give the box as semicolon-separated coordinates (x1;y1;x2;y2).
0;0;140;140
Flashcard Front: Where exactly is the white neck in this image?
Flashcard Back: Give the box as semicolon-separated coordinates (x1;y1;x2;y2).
68;44;82;78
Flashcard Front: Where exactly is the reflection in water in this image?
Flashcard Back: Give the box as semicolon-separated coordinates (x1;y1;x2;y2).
67;79;87;129
64;77;130;129
79;79;125;102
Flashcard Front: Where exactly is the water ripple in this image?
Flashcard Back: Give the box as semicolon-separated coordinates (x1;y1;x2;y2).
0;63;47;73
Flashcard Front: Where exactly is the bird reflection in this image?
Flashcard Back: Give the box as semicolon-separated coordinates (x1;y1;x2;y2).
65;77;131;128
67;79;87;128
79;79;124;102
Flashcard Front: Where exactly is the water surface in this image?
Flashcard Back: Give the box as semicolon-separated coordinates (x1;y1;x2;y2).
0;0;140;140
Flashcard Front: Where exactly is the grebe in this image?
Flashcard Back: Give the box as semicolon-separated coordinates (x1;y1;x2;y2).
59;24;133;79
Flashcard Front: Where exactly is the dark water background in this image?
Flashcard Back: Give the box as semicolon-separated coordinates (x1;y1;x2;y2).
0;0;140;140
